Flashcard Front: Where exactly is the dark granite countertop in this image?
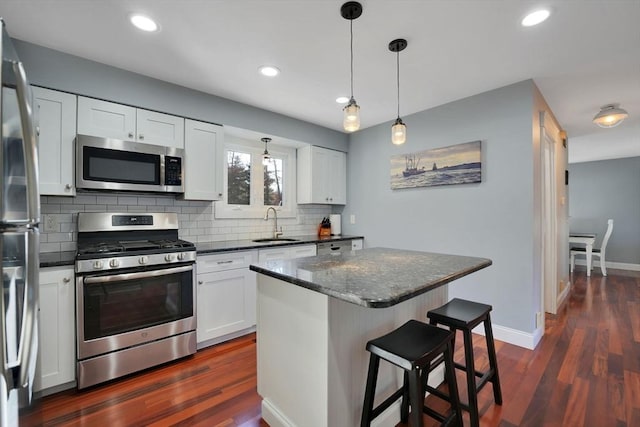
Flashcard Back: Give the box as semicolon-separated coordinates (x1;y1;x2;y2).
249;247;492;308
39;235;364;268
40;251;76;268
195;235;363;255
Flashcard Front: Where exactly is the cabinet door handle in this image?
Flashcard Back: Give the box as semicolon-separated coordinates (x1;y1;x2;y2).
65;184;72;190
139;133;145;140
217;260;234;264
198;280;203;285
128;132;134;139
62;277;71;283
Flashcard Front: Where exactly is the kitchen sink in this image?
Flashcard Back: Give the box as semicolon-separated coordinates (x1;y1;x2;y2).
252;238;299;243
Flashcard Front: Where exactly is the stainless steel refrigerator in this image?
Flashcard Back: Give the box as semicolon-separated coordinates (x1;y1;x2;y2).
1;19;41;427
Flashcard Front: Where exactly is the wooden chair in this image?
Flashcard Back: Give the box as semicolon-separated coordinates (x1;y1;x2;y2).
570;219;614;276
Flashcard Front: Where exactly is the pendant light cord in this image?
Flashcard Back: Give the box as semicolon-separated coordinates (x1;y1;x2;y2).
350;18;354;99
396;50;400;119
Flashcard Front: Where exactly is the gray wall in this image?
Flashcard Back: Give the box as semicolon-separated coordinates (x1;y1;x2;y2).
14;39;349;151
569;156;640;265
341;80;539;333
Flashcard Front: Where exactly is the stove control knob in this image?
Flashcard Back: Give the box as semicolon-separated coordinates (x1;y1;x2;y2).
109;259;120;268
139;256;149;265
93;260;104;270
177;253;185;261
165;254;175;262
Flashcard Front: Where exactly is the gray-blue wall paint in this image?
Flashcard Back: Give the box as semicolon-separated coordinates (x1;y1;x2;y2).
569;156;640;265
13;39;349;151
342;80;539;333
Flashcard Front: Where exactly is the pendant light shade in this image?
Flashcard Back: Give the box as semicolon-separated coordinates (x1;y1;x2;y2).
343;97;360;132
389;38;407;145
341;2;362;132
261;137;271;165
592;104;629;128
392;118;407;145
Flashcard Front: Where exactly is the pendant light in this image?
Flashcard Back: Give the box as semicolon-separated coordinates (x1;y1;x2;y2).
340;2;362;132
261;137;271;165
389;38;407;145
592;104;629;128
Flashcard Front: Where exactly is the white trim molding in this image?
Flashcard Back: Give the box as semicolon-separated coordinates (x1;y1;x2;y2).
472;323;541;350
573;259;640;272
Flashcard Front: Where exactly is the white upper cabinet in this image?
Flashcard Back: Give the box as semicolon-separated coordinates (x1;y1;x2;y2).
33;87;77;196
183;119;223;201
77;97;184;148
136;109;185;149
297;145;346;205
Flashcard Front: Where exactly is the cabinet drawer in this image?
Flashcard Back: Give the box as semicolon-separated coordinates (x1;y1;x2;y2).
197;251;256;273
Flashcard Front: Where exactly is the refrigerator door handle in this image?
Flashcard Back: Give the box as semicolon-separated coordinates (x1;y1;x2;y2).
12;60;41;225
16;231;39;389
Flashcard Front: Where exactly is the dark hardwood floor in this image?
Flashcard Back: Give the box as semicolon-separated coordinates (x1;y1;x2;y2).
30;267;640;426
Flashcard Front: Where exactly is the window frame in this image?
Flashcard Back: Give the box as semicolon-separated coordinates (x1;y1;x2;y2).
215;138;296;219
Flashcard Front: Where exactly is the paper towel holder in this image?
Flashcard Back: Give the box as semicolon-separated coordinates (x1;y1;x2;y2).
330;214;342;236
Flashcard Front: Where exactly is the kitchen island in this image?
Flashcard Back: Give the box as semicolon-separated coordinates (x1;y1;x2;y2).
250;247;492;427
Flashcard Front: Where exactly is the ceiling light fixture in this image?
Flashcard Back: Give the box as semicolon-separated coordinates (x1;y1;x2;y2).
592;104;629;128
340;1;363;132
389;38;408;145
259;65;280;77
521;9;550;27
130;14;159;32
261;137;272;165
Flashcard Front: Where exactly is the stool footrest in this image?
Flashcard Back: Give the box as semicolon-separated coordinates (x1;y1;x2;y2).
370;388;404;420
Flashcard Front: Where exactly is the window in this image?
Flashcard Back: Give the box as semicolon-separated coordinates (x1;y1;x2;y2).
216;138;296;219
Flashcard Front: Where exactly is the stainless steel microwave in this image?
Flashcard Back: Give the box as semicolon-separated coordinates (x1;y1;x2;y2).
76;134;184;193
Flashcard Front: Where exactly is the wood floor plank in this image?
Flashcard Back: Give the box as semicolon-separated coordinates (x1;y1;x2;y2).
30;268;640;427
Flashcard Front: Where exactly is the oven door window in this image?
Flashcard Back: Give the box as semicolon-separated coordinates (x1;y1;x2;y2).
83;269;193;340
83;146;161;185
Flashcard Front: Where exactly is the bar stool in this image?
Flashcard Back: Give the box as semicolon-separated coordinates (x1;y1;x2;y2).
427;298;503;427
360;320;462;427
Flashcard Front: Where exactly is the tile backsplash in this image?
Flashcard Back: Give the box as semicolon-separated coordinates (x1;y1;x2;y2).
39;194;332;253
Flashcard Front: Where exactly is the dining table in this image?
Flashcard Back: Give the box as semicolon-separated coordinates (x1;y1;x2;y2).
569;233;596;276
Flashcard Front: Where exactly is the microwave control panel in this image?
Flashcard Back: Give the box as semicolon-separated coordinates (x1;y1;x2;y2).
165;156;183;186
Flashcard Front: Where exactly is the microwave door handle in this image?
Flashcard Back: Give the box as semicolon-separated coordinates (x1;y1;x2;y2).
12;60;41;225
16;231;40;389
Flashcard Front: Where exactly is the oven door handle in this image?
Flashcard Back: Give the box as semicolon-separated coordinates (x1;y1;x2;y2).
83;265;193;284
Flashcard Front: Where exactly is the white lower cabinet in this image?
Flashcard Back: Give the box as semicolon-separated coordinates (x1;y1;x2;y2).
37;266;75;392
196;251;257;348
258;244;317;262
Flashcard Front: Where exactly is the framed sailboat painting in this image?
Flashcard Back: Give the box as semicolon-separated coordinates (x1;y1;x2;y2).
390;140;481;190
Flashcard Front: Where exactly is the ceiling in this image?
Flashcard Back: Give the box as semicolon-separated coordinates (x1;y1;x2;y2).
1;0;639;163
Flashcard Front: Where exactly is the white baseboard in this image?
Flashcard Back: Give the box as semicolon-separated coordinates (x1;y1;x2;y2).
472;323;538;350
573;259;640;272
196;326;256;350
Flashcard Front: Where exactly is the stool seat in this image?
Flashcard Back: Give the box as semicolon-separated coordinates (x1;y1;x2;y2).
366;320;453;371
427;298;492;329
427;298;502;427
361;320;462;427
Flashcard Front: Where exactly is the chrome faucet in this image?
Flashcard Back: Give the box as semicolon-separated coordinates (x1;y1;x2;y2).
264;207;283;239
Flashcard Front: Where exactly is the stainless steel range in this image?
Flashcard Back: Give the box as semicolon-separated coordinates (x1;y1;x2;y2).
75;212;196;389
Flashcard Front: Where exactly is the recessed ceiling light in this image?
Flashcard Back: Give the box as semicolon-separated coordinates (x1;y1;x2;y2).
336;96;349;104
130;14;159;32
521;9;550;27
259;66;280;77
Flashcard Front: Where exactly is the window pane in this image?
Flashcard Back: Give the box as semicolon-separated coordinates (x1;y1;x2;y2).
263;158;283;206
227;151;251;205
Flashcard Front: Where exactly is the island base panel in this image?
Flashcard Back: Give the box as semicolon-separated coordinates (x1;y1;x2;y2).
256;274;447;427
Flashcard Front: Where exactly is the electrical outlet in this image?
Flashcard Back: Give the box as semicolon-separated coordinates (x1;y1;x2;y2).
44;214;59;232
350;214;356;224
